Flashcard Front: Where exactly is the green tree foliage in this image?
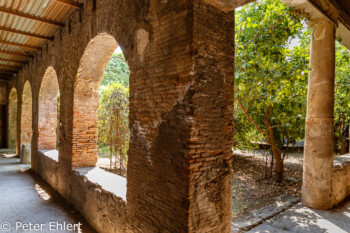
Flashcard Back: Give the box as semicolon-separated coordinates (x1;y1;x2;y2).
100;52;130;88
98;82;129;175
335;42;350;154
235;0;310;181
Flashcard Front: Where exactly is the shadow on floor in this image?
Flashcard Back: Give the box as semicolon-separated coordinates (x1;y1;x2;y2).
248;197;350;233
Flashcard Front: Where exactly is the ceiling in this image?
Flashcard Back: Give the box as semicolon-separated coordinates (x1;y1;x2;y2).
0;0;83;80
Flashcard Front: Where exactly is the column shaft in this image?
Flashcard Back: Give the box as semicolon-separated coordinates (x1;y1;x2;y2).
302;18;336;210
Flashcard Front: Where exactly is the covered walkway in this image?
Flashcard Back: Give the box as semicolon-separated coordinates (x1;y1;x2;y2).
0;0;349;232
0;149;95;233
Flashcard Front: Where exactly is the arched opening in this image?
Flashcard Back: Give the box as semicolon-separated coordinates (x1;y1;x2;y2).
21;81;32;163
38;67;59;150
97;47;129;176
72;33;120;168
8;88;17;150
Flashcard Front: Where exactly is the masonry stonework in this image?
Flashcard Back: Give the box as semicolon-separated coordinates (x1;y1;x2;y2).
8;0;235;232
6;0;350;231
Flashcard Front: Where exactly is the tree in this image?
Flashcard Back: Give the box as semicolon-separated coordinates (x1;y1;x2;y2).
235;0;310;181
100;52;130;88
98;83;129;175
335;42;350;154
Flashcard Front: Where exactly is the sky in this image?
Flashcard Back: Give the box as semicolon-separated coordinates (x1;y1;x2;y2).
115;46;122;54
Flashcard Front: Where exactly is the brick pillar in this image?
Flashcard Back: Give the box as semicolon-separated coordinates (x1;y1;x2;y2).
127;1;234;232
21;82;33;149
302;18;336;210
8;88;17;150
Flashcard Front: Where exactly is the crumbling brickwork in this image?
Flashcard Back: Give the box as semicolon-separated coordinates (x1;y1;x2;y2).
127;1;235;232
8;0;235;232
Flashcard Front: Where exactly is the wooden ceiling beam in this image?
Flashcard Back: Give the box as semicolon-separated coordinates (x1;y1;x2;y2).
56;0;83;9
0;40;41;50
0;64;21;70
0;58;26;64
0;26;53;41
0;7;65;27
0;49;32;58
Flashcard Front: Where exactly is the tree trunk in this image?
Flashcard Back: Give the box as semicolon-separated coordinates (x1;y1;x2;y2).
109;148;113;170
275;154;283;182
265;118;283;182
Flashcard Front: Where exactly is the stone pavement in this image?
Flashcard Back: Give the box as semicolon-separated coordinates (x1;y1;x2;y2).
248;199;350;233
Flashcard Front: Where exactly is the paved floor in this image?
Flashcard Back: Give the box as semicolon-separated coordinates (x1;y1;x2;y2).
0;149;95;233
249;198;350;233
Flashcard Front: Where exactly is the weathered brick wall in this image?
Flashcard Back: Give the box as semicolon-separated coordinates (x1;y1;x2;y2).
127;1;234;232
38;67;59;150
189;2;235;231
8;0;235;232
20;81;32;146
8;88;17;149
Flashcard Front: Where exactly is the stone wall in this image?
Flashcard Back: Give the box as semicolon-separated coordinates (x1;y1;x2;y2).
331;155;350;206
36;151;127;233
8;0;235;232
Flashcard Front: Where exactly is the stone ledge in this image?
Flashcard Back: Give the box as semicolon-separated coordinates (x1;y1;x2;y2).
75;167;127;201
333;154;350;169
39;149;59;162
332;154;350;207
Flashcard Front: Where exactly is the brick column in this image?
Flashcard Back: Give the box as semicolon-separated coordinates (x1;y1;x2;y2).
127;1;234;232
302;18;336;210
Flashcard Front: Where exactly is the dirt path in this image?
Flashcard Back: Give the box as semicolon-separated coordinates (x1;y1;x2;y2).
232;151;303;218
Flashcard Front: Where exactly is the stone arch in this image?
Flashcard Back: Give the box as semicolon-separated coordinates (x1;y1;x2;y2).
8;88;17;149
38;67;59;150
21;81;33;149
72;33;119;168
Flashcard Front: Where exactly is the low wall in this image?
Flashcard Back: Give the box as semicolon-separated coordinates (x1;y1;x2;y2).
331;155;350;206
36;150;127;233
